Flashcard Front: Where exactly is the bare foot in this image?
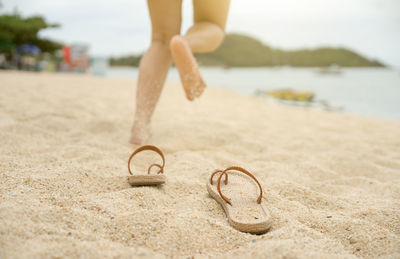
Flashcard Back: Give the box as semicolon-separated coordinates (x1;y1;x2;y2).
129;121;150;145
170;35;206;101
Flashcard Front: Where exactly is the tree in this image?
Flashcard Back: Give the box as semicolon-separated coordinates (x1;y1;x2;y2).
0;11;63;54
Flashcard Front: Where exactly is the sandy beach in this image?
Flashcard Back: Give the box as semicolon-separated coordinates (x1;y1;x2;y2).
1;71;399;258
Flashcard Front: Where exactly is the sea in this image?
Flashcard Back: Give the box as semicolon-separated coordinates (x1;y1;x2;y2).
105;67;400;120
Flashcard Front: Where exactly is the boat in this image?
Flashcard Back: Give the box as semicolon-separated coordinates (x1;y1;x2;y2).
316;64;342;75
266;89;314;102
254;88;343;112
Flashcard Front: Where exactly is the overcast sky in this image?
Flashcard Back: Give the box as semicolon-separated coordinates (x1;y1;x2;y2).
3;0;400;67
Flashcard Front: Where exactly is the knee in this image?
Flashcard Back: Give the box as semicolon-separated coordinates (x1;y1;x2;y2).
152;31;179;46
197;25;225;52
209;27;225;51
187;22;225;52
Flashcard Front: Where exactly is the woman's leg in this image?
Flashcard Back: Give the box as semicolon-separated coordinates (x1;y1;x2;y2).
186;0;230;52
130;0;182;145
170;0;230;100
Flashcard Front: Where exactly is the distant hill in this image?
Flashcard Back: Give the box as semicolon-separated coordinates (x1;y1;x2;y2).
109;55;141;67
110;33;384;67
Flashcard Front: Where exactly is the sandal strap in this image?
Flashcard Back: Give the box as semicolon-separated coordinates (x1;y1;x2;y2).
216;166;263;206
209;169;228;185
128;145;165;175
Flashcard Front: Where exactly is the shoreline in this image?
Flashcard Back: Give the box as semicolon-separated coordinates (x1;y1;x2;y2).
105;66;400;120
1;71;399;258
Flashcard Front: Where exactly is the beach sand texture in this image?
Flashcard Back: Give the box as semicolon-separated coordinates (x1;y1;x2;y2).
1;71;399;258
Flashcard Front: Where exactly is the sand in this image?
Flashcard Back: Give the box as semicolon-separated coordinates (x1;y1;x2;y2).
0;71;399;258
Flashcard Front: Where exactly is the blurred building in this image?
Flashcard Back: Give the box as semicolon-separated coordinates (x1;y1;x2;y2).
62;44;90;72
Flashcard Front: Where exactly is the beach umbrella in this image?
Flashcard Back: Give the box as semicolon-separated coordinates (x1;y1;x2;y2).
17;44;41;55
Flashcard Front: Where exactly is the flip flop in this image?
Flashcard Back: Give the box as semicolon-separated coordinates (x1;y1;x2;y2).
206;166;272;234
127;145;166;186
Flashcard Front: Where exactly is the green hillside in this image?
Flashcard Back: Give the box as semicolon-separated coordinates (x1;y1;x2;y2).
110;33;384;67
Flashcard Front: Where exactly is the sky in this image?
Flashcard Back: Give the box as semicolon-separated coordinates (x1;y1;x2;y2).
2;0;400;67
